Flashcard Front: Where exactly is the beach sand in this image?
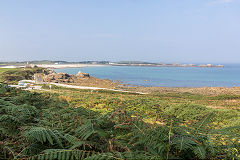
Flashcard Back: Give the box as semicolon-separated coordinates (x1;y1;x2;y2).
0;64;106;69
37;64;106;69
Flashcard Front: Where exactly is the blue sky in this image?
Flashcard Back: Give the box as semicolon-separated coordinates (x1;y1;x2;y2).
0;0;239;63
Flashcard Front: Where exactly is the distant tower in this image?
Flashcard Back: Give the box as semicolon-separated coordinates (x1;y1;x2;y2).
25;61;31;68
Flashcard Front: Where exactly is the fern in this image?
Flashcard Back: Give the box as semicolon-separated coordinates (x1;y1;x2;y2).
193;146;206;159
0;145;15;160
31;150;149;160
76;121;96;140
23;127;64;147
16;144;46;158
0;114;20;136
64;133;94;150
172;136;197;152
1;83;240;159
30;149;114;160
0;83;7;95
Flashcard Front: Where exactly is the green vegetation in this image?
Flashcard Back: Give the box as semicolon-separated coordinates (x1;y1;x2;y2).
45;88;240;126
0;68;240;159
0;84;240;159
0;68;46;84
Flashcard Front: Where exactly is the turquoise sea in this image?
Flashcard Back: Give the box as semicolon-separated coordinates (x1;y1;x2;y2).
55;64;240;87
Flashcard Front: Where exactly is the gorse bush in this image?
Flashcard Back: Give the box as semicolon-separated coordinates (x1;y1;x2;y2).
0;84;239;159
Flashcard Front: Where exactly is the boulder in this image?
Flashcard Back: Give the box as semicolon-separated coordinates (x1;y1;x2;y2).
54;73;70;79
43;72;90;83
43;74;55;82
76;71;90;78
48;70;56;75
43;73;70;82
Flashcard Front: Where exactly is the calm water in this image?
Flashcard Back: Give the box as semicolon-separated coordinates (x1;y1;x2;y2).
55;64;240;87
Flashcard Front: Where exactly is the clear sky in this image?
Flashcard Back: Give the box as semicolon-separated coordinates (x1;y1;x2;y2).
0;0;239;63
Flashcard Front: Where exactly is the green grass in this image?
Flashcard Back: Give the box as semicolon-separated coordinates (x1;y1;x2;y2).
0;68;20;82
0;67;45;84
0;68;20;73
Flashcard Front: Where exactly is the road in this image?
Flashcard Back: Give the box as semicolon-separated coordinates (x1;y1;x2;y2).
49;82;147;94
11;80;147;94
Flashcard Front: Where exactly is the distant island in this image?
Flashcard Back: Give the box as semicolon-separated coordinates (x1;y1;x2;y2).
109;61;224;68
0;60;224;69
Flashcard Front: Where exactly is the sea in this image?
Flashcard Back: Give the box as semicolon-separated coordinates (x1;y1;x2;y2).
55;64;240;87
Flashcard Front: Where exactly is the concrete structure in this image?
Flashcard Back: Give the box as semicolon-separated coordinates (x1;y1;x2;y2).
9;80;42;90
34;73;44;84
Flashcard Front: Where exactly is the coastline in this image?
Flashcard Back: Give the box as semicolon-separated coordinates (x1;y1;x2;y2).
0;64;107;69
0;63;224;69
37;64;107;69
110;63;224;68
1;66;240;95
1;64;238;90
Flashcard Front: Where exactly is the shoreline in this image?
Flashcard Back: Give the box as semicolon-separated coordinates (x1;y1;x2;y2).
1;66;240;95
38;64;107;69
0;64;107;69
1;65;239;90
0;63;225;69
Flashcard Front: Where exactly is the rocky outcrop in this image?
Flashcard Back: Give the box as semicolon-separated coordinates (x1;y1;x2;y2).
42;71;119;88
43;72;90;83
54;73;71;80
76;71;90;78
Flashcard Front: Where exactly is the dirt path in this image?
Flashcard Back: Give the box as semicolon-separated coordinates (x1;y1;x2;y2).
49;82;147;95
12;79;147;94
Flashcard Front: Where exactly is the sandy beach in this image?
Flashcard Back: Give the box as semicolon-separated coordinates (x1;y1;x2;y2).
37;64;107;69
0;65;20;68
0;64;107;69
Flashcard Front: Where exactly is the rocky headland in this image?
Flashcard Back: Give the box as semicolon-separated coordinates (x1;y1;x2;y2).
43;71;119;89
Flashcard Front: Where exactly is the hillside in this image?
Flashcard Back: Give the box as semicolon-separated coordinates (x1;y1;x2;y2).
0;68;239;159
